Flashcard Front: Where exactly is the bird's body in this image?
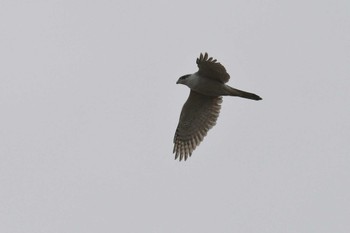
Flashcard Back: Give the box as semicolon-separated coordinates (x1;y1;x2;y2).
178;73;232;96
173;53;262;161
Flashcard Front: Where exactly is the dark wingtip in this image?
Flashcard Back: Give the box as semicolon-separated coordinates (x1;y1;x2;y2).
197;52;209;63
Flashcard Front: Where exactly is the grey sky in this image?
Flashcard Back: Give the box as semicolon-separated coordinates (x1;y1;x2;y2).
1;0;349;232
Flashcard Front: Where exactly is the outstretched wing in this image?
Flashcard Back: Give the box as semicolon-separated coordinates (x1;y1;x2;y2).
196;52;230;83
173;91;222;161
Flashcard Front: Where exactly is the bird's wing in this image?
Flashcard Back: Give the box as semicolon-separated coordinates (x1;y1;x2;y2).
196;52;230;83
173;91;222;161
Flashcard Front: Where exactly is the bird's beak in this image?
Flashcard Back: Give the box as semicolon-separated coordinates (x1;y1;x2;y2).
176;79;180;84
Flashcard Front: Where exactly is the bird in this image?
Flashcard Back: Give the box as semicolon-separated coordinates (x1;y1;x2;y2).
173;52;262;161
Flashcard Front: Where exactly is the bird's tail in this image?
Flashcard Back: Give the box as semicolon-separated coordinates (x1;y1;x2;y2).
227;86;262;101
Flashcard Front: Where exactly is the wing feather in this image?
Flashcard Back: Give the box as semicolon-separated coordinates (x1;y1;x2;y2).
173;91;222;161
196;52;230;83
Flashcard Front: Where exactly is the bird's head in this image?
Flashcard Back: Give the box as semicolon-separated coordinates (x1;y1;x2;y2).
176;74;191;85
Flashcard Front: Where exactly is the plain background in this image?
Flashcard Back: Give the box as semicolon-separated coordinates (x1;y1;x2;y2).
1;0;349;232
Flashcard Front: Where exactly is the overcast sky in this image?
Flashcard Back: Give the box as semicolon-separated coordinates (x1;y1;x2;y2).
1;0;349;232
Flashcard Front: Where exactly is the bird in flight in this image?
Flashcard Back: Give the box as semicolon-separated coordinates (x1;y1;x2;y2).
173;53;262;161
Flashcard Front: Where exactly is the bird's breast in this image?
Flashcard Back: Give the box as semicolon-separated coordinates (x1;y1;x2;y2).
188;75;228;97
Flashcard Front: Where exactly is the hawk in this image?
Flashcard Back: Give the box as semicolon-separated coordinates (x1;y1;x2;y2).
173;53;262;161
